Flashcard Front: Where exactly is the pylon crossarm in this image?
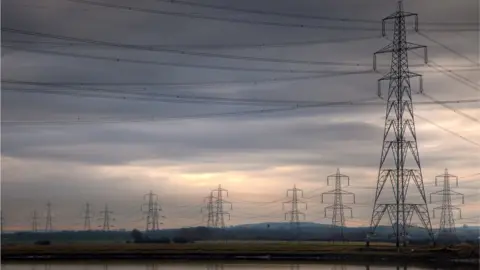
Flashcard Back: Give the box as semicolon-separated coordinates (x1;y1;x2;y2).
406;42;426;51
448;190;464;197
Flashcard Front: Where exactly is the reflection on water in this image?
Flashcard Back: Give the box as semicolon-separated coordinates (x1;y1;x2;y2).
0;263;474;270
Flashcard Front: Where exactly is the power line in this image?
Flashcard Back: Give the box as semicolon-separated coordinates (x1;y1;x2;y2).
151;0;478;27
4;80;480;109
2;94;479;127
422;93;479;124
414;113;480;148
62;0;479;32
418;32;479;66
409;49;480;92
4;66;476;88
62;0;378;31
2;35;381;50
2;80;379;107
1;28;383;68
2;44;343;74
4;34;477;73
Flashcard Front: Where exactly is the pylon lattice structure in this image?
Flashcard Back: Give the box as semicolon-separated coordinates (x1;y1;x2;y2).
283;185;307;233
321;169;355;240
201;193;216;227
45;201;53;232
429;169;464;237
369;1;434;247
1;211;4;234
142;191;163;231
83;203;93;231
98;204;114;231
32;210;39;232
211;185;232;229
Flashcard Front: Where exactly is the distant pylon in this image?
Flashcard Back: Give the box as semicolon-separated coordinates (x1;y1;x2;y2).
32;210;39;232
429;169;464;236
1;211;4;234
211;185;232;229
98;204;114;231
201;193;215;227
283;184;307;234
153;201;164;230
83;203;93;231
45;201;53;232
369;1;434;247
321;169;355;241
142;190;161;231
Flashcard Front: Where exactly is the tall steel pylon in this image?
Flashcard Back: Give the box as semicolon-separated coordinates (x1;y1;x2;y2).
321;169;355;241
211;185;232;229
99;204;114;231
142;190;162;231
201;193;216;227
83;203;93;231
369;1;434;247
429;169;464;237
45;201;53;232
283;184;307;234
32;210;39;232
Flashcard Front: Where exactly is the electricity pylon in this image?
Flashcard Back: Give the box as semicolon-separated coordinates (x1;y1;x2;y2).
1;211;4;234
321;169;355;241
98;204;114;231
142;190;162;231
153;201;165;229
283;185;307;235
201;193;215;227
211;185;232;229
83;203;93;231
429;169;464;240
369;1;434;247
45;201;53;232
32;210;39;232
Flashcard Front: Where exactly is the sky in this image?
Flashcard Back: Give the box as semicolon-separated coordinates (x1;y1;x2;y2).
1;0;479;232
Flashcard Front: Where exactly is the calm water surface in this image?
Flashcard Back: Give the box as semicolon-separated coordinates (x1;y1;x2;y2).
0;262;459;270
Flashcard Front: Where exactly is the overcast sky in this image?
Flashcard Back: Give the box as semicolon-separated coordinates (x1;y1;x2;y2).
1;0;479;232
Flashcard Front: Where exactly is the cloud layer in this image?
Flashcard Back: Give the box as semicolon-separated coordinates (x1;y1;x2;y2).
1;0;479;231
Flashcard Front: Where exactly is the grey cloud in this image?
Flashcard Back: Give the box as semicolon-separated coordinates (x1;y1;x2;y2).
1;0;479;229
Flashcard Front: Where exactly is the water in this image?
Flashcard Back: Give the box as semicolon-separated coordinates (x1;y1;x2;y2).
0;262;468;270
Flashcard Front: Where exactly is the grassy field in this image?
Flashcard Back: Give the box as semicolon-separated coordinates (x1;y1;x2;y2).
2;242;476;256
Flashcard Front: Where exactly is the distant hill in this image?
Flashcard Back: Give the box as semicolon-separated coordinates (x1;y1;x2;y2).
2;221;478;245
